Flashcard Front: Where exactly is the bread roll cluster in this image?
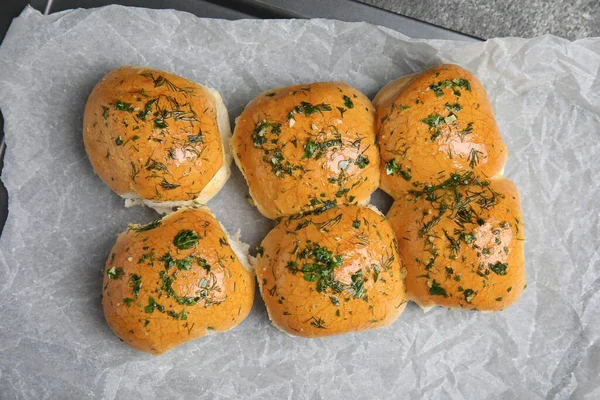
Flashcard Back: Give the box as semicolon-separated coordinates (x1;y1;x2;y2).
84;64;524;354
373;65;524;312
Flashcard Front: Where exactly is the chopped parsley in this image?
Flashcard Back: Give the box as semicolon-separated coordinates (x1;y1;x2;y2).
106;267;124;280
302;138;342;160
429;280;448;297
176;256;194;271
287;102;332;121
137;99;157;121
463;289;476;303
252;121;281;147
385;159;412;181
129;274;142;297
144;297;165;313
299;244;344;293
173;230;199;250
343;95;354;109
355;155;369;169
114;100;134;112
489;262;508;275
429;78;471;97
128;219;162;232
350;270;367;299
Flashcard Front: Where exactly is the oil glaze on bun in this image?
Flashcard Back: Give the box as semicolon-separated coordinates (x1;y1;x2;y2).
232;82;380;219
374;64;508;199
102;207;254;355
387;173;525;312
83;66;231;213
255;204;407;337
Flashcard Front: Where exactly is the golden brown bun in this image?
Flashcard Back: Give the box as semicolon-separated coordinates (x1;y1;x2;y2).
102;207;254;355
83;66;231;212
374;64;508;199
387;173;525;311
232;82;380;219
255;204;407;337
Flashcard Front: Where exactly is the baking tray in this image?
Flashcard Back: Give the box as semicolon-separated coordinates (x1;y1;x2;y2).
0;0;478;236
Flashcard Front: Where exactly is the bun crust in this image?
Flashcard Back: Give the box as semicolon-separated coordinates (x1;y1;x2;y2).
374;64;508;199
102;207;254;355
256;204;407;337
83;66;230;209
232;82;380;219
387;174;524;311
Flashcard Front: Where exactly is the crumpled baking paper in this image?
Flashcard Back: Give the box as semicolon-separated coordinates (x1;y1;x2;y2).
0;5;598;399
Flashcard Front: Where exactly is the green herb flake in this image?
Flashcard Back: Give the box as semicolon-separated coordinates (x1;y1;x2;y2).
303;140;318;159
173;230;200;250
463;289;476;303
159;178;180;190
489;262;508;275
309;317;326;329
343;95;354;109
129;274;142;297
468;148;484;168
144;297;162;313
123;297;135;306
429;280;448;297
106;267;125;280
252;121;281;147
114;100;134;112
350;270;366;299
287;102;332;120
422;113;443;127
352;220;361;229
129;219;162;232
355;155;369;169
385;159;412;181
176;256;194;271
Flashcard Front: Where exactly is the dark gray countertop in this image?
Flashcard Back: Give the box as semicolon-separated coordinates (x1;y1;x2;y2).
357;0;599;40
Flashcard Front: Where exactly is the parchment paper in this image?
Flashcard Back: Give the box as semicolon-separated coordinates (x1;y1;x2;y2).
0;5;599;399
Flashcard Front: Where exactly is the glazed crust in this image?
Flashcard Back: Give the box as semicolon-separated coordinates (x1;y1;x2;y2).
374;64;508;199
387;175;525;311
102;207;255;355
232;82;380;219
256;204;407;337
83;66;227;203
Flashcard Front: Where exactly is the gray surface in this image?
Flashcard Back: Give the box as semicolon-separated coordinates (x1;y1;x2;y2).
43;0;478;41
358;0;599;39
1;5;600;399
246;0;477;40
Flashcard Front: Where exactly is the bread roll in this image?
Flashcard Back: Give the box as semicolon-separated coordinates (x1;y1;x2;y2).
232;82;380;219
83;66;231;213
387;173;525;311
102;207;254;355
255;204;407;337
374;64;507;199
